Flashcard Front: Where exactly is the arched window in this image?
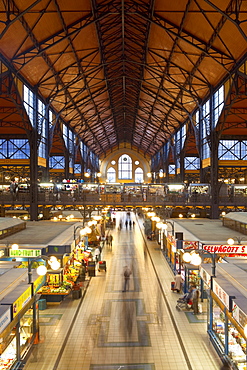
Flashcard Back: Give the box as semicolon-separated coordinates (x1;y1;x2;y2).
135;167;144;183
107;167;116;183
118;154;132;180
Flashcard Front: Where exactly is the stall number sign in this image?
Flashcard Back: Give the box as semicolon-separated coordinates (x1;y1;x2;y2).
13;286;32;317
9;249;42;258
232;301;247;329
0;307;11;334
203;245;247;254
213;280;230;310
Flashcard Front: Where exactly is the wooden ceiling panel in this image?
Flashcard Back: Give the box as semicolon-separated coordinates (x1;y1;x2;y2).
0;0;246;157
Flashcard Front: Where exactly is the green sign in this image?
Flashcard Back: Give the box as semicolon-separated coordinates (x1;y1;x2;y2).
9;249;42;257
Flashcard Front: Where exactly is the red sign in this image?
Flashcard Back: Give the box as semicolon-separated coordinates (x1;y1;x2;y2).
203;245;247;254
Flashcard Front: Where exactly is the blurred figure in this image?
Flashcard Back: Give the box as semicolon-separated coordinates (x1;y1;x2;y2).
129;220;132;229
94;246;101;262
109;234;113;247
10;180;18;201
122;266;132;292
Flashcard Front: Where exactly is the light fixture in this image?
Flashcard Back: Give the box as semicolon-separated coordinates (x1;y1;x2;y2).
111;160;116;165
191;214;195;218
97;172;101;177
135;160;139;165
183;252;192;263
49;259;61;270
93;215;102;221
147;172;152;178
36;265;47;276
179;214;183;218
227;238;235;245
154;216;160;222
190;253;202;266
84;172;90;178
11;244;19;250
84;226;92;234
80;229;86;236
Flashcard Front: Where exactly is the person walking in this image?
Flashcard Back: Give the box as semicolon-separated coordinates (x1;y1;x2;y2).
109;234;113;247
174;273;183;293
122;266;132;292
94;246;101;263
125;220;128;229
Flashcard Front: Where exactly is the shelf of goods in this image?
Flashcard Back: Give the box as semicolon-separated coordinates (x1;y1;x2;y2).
63;266;80;284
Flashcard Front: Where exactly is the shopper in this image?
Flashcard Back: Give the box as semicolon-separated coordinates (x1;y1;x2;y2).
191;284;200;314
109;234;113;247
174;273;183;293
94;246;101;263
122;266;132;292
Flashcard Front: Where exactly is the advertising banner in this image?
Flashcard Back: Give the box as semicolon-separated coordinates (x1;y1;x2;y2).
203;245;247;254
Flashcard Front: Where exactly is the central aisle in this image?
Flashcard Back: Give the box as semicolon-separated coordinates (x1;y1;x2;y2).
25;212;221;370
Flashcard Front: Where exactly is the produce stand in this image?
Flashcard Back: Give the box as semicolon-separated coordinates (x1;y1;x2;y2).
40;291;71;303
39;268;72;303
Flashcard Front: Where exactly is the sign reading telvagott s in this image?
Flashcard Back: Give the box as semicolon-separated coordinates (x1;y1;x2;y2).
203;245;247;254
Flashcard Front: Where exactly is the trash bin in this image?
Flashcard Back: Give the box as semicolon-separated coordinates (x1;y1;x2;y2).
38;299;47;310
72;288;82;299
88;261;96;277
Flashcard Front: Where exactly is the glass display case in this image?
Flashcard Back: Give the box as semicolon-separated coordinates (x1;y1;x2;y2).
211;300;247;370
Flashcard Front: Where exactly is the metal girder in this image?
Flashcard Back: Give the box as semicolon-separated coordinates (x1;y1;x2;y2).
203;0;247;42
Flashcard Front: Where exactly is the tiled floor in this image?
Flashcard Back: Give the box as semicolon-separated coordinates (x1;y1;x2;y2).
25;212;222;370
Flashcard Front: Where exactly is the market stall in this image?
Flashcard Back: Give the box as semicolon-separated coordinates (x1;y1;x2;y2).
200;264;247;369
39;269;71;303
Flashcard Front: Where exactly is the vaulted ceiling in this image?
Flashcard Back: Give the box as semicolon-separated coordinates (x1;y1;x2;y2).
0;0;246;158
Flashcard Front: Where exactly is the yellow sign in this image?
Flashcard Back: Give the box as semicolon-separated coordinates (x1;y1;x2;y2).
33;275;46;293
10;249;41;257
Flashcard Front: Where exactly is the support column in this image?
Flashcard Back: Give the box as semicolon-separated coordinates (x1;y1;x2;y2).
29;130;39;221
210;131;219;219
179;151;185;183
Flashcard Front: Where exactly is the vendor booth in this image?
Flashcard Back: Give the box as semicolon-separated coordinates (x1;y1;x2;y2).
0;273;46;370
200;264;247;369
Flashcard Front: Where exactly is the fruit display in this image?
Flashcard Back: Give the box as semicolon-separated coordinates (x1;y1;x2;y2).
39;285;70;295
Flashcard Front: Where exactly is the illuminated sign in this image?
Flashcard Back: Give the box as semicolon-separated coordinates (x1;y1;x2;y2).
183;241;199;250
9;249;42;258
203;245;247;254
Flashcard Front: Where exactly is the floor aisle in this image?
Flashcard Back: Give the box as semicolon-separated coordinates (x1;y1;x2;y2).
24;212;222;370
